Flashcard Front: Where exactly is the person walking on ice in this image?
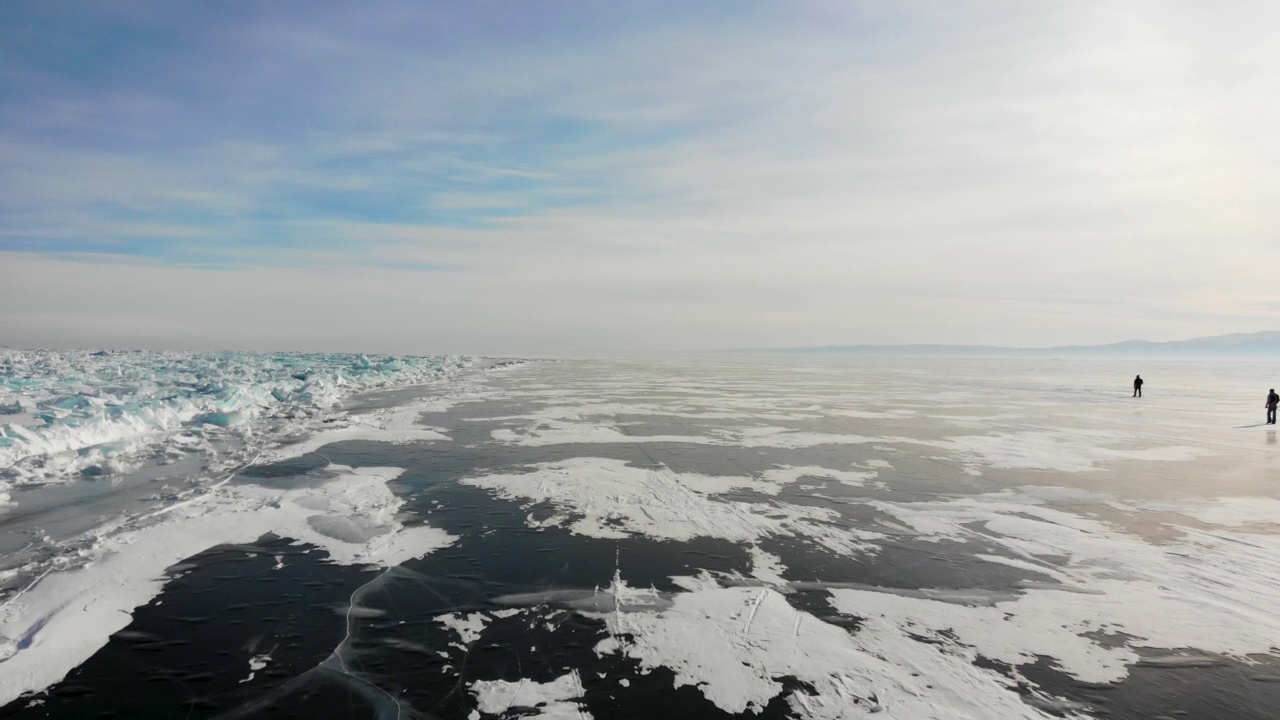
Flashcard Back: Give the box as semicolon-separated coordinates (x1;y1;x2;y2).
1267;388;1278;425
1133;375;1143;398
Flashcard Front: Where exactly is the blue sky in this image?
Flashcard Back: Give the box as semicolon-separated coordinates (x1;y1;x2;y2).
2;2;1278;354
1;1;701;264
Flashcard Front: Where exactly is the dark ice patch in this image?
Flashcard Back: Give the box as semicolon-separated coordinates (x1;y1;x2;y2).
0;536;376;720
238;453;329;480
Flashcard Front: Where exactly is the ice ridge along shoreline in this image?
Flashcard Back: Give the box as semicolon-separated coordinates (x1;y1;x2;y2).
0;350;476;487
0;351;507;707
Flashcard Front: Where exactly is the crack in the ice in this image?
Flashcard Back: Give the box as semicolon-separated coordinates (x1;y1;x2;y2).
743;588;768;635
328;570;409;718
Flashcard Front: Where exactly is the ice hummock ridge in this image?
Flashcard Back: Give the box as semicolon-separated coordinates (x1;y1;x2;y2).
0;350;473;486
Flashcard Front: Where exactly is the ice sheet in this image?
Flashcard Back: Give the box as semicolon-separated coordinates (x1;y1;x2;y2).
0;464;455;706
7;355;1279;716
459;359;1280;715
849;489;1280;684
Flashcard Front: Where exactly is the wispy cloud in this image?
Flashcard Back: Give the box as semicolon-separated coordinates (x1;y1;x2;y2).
2;1;1278;351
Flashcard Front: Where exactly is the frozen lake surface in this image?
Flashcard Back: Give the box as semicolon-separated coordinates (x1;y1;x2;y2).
1;355;1279;719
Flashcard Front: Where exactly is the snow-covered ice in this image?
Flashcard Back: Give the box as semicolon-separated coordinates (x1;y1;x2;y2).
471;670;589;718
3;355;1279;719
591;574;1052;718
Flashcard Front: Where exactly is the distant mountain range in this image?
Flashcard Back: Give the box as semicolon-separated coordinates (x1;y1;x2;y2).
753;331;1280;357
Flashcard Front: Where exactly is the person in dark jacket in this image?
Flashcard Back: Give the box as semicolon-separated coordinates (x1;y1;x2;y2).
1133;375;1143;398
1267;389;1278;424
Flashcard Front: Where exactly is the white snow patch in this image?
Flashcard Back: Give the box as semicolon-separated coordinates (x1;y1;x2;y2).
591;575;1059;718
747;546;788;586
264;399;452;462
759;465;877;491
461;457;880;554
437;612;489;647
239;653;271;683
471;670;590;719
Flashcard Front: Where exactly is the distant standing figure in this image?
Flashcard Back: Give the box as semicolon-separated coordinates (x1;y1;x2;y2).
1267;388;1278;424
1133;375;1143;398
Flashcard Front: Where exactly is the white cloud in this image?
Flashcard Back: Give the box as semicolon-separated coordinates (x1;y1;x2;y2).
3;2;1279;352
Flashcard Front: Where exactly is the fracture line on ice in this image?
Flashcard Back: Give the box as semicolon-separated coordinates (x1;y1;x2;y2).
327;571;408;720
743;589;767;635
2;452;262;619
0;568;54;617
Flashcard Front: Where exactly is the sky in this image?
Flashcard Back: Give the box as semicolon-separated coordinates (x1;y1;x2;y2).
1;1;1278;356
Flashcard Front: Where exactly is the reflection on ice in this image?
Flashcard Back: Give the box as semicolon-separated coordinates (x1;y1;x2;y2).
1136;652;1230;668
308;514;393;544
379;636;436;656
929;429;1210;473
789;581;1025;607
494;585;674;615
